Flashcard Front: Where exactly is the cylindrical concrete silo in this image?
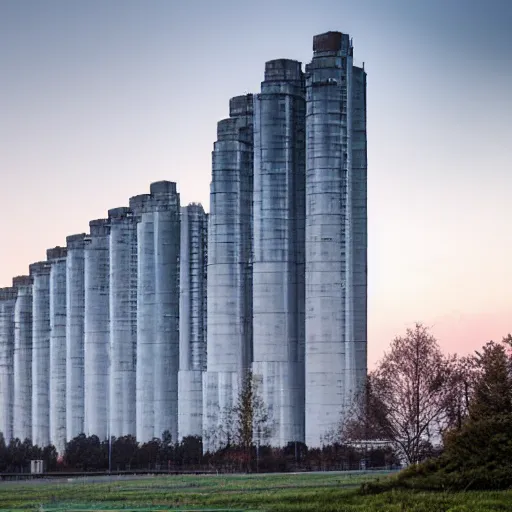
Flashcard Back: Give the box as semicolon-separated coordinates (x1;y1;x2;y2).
130;193;155;443
305;31;367;447
151;181;180;441
252;59;306;446
47;246;67;454
66;234;89;440
30;261;52;447
178;203;208;440
203;95;254;452
132;184;180;442
13;275;33;441
0;287;17;442
84;219;110;440
108;206;137;438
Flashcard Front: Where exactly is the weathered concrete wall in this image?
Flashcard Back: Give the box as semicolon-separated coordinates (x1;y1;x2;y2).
347;65;368;407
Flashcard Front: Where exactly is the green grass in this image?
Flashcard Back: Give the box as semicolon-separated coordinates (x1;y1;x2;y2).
0;472;511;511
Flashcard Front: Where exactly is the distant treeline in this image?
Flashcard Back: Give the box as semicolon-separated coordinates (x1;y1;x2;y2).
0;432;399;474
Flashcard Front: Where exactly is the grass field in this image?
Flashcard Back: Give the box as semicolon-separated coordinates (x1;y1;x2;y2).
1;471;512;511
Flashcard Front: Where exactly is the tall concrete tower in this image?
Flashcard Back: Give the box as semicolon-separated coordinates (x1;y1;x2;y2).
203;94;254;451
66;234;89;440
0;287;16;442
84;219;110;440
151;181;181;442
178;203;208;440
30;261;51;447
252;59;306;446
47;246;67;454
108;207;137;438
305;31;368;447
13;275;33;441
133;182;180;442
130;193;153;442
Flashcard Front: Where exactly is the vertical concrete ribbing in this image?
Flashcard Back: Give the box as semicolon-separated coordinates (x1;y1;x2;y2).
348;66;368;400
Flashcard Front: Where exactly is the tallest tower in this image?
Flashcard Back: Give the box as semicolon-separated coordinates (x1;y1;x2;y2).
305;32;368;447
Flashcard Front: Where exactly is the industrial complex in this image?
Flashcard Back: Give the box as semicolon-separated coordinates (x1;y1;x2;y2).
0;31;367;451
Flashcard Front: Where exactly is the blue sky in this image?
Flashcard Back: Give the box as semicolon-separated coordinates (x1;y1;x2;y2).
1;0;511;363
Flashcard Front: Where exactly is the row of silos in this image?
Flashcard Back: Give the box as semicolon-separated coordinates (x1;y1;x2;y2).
0;30;367;451
0;183;208;450
205;31;367;448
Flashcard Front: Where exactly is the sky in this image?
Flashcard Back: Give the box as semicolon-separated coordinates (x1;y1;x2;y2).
1;0;511;366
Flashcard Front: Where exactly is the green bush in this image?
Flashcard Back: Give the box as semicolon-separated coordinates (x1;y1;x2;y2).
363;414;512;493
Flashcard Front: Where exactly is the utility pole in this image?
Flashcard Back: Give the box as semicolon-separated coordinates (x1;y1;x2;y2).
256;424;260;473
108;434;112;473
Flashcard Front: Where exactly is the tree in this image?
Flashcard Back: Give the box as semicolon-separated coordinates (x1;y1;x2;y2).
232;371;272;453
204;371;273;465
342;324;458;465
137;438;161;469
175;436;203;466
469;340;512;420
111;435;138;470
203;404;236;453
64;434;106;470
444;356;475;431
